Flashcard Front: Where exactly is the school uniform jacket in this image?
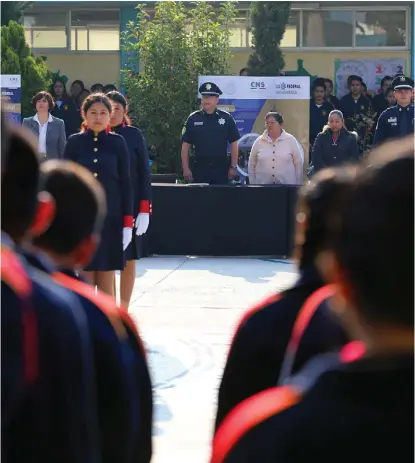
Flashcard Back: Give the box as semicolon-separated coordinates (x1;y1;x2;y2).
64;129;133;224
112;123;152;216
21;249;153;463
214;266;347;431
211;351;413;463
1;239;100;463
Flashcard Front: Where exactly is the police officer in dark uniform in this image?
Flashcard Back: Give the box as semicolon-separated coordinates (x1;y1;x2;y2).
181;82;241;184
373;75;414;146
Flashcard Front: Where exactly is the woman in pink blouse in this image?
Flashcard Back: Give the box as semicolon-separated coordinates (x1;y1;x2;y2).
248;112;304;185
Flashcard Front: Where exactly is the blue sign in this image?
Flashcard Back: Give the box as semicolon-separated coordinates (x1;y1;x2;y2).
1;74;22;125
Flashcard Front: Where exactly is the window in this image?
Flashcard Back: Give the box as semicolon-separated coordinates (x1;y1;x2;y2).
71;10;120;51
248;10;300;48
355;11;406;47
302;11;353;47
24;12;68;48
229;15;249;48
281;10;300;47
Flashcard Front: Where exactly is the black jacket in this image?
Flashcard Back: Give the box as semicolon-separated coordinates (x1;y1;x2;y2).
311;128;360;173
214;266;347;431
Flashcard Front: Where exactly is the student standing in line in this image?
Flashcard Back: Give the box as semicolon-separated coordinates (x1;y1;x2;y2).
25;160;153;463
64;93;134;297
107;91;152;308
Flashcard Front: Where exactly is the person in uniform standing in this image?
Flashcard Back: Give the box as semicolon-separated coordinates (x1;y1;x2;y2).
181;82;240;184
50;77;82;138
324;78;341;109
107;91;152;308
371;75;393;121
373;75;414;146
309;79;335;157
64;93;134;297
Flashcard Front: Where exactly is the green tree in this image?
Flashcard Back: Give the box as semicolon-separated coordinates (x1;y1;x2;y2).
1;21;51;118
247;2;291;76
1;2;32;26
122;1;236;174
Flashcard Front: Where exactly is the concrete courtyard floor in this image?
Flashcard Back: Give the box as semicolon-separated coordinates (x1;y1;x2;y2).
117;256;298;463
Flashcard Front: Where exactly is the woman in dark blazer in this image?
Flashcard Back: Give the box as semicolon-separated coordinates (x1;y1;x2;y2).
311;110;360;174
107;91;152;308
50;78;82;138
22;91;66;159
64;93;134;297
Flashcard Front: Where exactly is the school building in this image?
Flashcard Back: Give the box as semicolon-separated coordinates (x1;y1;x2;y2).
23;1;414;91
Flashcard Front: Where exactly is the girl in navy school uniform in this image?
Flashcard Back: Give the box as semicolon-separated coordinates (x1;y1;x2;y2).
64;93;134;297
107;91;152;308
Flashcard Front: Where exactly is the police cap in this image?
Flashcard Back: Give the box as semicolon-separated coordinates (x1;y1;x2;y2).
392;75;413;90
199;82;222;97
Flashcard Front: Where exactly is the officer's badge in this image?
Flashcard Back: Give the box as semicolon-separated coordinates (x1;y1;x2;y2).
218;118;225;125
400;76;406;82
206;83;212;90
321;110;327;117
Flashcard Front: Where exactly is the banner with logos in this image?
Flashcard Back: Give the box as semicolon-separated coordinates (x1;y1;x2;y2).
1;74;22;125
334;59;407;98
198;76;311;170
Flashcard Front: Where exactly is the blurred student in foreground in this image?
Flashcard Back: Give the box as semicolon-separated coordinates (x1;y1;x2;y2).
214;167;352;430
2;125;99;463
25;160;153;463
211;136;414;463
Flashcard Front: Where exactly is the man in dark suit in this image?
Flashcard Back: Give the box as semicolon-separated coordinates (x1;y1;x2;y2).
23;91;66;159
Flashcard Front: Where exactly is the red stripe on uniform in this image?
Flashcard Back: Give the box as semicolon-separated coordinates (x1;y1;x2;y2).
1;246;39;385
287;284;336;352
52;272;128;340
211;386;301;463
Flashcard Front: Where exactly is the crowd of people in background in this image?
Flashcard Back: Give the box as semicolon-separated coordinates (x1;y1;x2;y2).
2;106;413;461
19;78;152;308
47;79;120;139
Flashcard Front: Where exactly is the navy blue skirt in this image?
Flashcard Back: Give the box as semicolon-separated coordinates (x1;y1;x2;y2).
85;215;126;271
125;230;148;261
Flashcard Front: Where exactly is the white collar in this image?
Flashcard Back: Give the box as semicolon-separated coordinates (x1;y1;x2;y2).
34;113;53;124
262;129;287;143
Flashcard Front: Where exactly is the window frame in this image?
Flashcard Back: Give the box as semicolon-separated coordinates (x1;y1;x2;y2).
24;8;121;54
231;5;410;52
23;5;411;53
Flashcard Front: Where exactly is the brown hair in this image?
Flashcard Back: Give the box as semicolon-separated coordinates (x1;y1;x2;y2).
32;91;55;111
265;112;284;124
81;93;112;132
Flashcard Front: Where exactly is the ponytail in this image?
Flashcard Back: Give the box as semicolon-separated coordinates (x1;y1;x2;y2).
124;114;132;126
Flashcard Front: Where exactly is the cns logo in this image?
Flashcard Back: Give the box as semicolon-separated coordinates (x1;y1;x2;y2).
250;81;266;90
